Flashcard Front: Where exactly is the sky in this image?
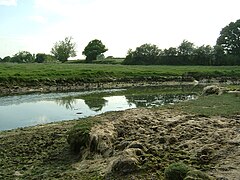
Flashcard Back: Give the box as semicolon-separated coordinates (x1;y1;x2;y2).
0;0;240;59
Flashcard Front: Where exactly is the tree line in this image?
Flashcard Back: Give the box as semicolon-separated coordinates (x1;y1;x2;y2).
0;38;108;64
123;41;236;66
1;19;240;65
124;19;240;66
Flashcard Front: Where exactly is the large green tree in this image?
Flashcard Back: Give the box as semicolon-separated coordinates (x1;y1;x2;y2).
123;44;162;65
51;37;77;62
217;19;240;55
11;51;34;63
82;39;108;62
177;40;195;56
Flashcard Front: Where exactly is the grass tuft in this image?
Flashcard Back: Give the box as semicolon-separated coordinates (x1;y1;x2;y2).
67;118;101;153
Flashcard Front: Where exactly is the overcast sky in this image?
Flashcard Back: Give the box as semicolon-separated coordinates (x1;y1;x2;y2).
0;0;239;59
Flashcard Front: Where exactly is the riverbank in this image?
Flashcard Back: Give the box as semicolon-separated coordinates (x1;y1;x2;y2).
1;95;240;179
1;78;240;97
1;63;240;96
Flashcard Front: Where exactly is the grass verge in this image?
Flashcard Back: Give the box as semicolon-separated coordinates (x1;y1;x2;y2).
1;63;240;85
177;93;240;116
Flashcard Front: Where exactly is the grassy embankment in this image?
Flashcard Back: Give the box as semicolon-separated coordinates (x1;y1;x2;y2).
0;63;240;86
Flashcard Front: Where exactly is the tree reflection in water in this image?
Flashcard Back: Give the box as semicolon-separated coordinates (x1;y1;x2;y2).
54;85;200;111
126;94;196;107
55;94;107;112
55;96;77;110
81;96;107;111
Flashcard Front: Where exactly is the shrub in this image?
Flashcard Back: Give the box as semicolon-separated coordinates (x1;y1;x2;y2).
35;53;58;63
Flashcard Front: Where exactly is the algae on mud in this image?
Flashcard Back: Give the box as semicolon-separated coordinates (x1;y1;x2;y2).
1;93;240;179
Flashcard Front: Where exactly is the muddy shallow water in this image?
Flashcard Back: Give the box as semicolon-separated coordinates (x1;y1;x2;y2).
0;86;199;131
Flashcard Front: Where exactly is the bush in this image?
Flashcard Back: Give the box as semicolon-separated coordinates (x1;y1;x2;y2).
2;56;11;62
164;162;190;180
35;53;58;63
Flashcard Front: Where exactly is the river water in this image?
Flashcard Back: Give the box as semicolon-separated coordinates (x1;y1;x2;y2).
0;86;199;131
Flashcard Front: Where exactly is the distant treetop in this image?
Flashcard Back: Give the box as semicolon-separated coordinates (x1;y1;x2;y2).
217;19;240;55
51;37;77;63
82;39;108;62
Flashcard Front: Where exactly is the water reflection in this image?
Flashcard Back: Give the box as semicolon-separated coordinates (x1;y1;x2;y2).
55;97;77;110
126;94;196;107
0;85;200;131
82;96;107;111
34;115;48;124
55;95;108;111
52;85;199;111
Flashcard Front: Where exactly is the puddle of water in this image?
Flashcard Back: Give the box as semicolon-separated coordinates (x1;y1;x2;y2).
0;86;199;131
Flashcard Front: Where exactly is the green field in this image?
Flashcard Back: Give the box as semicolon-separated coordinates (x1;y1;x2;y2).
0;63;240;84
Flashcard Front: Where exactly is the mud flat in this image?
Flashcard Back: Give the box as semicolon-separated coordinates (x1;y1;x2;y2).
1;106;240;179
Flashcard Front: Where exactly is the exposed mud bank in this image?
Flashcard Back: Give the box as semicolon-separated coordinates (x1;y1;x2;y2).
1;108;240;179
0;76;239;96
71;108;240;179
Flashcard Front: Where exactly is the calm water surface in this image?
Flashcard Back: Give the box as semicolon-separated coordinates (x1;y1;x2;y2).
0;86;198;131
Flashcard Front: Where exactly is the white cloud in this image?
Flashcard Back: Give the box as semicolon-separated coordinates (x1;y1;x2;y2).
0;0;17;6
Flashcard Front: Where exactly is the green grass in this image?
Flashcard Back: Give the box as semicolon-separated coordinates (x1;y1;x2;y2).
178;93;240;116
0;63;240;85
67;118;101;153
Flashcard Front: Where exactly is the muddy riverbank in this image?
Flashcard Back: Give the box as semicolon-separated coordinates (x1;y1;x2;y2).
1;107;240;179
0;76;239;96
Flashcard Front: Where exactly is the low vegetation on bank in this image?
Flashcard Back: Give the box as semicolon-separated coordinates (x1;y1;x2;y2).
179;93;240;116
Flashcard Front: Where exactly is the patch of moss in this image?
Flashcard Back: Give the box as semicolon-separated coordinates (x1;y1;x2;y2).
164;162;190;180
